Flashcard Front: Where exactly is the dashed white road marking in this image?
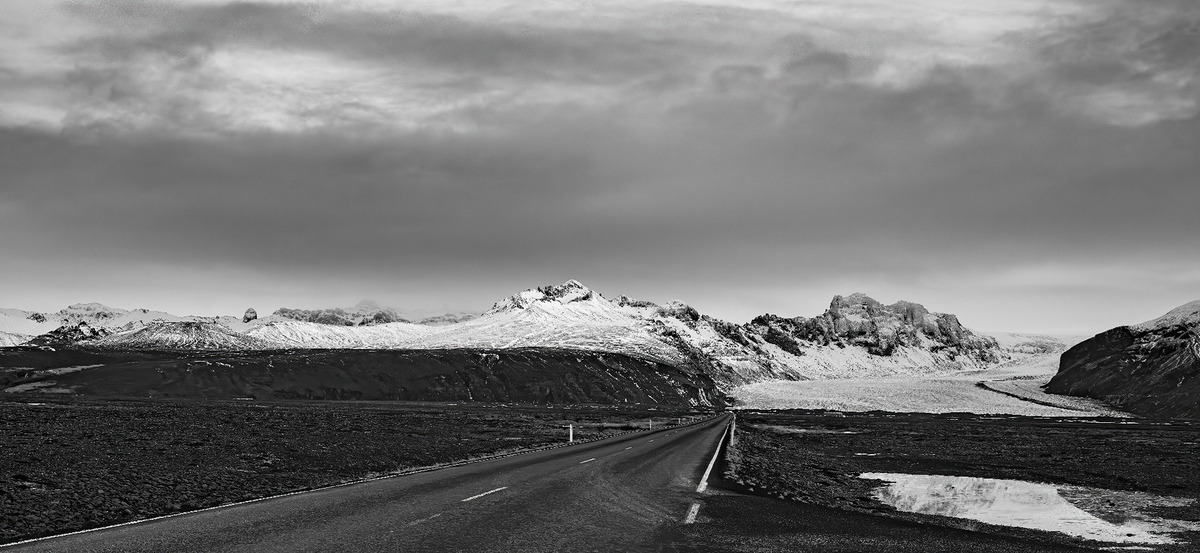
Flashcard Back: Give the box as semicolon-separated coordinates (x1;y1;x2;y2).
406;512;443;527
580;458;596;464
461;487;508;502
648;439;655;442
684;502;701;524
624;446;632;450
696;422;730;493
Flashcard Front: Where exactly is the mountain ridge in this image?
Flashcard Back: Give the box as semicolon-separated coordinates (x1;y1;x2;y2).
3;280;1010;386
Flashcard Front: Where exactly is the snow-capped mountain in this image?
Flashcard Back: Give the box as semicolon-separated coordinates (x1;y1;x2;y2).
273;299;407;326
248;319;434;349
617;292;1005;385
271;300;480;327
91;321;274;350
412;281;685;361
986;331;1084;356
0;308;56;339
0;304;189;345
1047;300;1200;418
3;281;1008;386
1;330;34;347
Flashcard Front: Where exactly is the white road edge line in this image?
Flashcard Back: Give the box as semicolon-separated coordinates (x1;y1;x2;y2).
696;420;730;493
684;502;701;524
580;458;596;464
461;486;508;502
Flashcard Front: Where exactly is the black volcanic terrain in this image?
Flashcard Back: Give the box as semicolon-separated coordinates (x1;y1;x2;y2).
1047;302;1200;419
0;347;722;407
0;399;697;544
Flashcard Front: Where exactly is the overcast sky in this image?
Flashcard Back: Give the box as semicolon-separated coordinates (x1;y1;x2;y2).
1;0;1197;334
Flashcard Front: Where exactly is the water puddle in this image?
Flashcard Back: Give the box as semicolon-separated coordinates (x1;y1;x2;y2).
862;473;1200;545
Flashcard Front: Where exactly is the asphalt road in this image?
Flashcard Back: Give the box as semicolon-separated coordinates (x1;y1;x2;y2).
5;415;733;553
4;412;1099;552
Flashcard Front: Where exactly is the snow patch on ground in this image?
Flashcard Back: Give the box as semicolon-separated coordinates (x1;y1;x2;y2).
863;473;1200;544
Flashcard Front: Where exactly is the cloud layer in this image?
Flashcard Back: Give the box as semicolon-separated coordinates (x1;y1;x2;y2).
1;0;1197;333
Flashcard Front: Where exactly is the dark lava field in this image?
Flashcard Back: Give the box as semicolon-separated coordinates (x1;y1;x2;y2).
725;410;1200;551
0;347;723;407
0;398;699;544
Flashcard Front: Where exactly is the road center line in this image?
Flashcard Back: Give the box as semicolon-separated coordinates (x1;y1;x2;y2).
648;439;654;442
580;458;596;464
406;512;443;527
696;421;730;493
683;502;701;524
624;446;632;450
461;487;508;502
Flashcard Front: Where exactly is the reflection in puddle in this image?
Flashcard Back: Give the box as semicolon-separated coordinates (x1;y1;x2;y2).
862;473;1200;545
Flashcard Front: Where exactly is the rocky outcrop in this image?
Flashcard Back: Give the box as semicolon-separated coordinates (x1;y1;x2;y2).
416;312;479;326
747;294;1000;363
487;279;598;312
24;323;111;348
1047;301;1200;418
273;301;410;326
242;308;258;323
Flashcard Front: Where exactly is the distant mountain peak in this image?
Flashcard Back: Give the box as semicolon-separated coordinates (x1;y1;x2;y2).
353;299;385;311
94;321;272;350
489;280;602;313
62;302;123;312
837;292;877;303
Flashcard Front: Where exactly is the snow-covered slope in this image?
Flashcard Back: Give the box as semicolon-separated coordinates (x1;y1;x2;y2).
3;281;1009;389
0;330;29;347
410;281;686;362
986;331;1085;355
49;303;189;330
248;320;435;348
0;308;56;340
92;321;274;350
271;300;481;327
0;303;194;342
1132;299;1200;331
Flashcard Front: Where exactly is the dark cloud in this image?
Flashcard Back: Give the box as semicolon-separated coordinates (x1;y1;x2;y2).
61;1;703;83
2;0;1198;333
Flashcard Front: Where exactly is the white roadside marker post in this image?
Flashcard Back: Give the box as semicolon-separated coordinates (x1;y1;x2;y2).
569;423;574;443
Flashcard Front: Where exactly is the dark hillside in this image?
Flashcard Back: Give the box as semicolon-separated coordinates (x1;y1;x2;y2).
0;347;723;407
1047;324;1200;419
